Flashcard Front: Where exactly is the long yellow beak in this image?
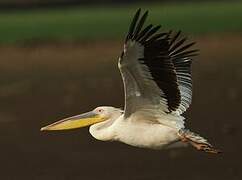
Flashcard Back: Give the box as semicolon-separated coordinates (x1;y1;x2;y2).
40;111;105;131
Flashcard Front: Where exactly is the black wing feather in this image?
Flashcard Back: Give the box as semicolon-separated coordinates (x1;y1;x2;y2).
136;24;153;41
125;8;141;42
140;25;161;43
133;11;148;40
124;9;198;113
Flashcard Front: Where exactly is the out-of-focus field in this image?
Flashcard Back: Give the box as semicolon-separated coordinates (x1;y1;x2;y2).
0;1;242;43
0;35;241;179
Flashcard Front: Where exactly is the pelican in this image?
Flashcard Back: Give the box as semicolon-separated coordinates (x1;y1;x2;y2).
41;9;220;153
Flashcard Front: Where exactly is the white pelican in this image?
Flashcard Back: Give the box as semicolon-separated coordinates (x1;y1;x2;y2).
41;9;220;153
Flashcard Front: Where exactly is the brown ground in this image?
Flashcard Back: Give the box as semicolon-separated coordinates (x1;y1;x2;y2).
0;35;241;180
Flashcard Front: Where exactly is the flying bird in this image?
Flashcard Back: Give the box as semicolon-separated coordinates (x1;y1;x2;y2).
41;9;220;153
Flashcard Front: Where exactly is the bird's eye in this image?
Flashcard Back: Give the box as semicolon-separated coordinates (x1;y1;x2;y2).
98;109;103;113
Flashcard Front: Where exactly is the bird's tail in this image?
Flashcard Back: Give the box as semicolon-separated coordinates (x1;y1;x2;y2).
178;128;221;154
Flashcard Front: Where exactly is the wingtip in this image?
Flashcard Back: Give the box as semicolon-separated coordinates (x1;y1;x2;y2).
142;10;149;22
144;10;149;16
135;8;141;17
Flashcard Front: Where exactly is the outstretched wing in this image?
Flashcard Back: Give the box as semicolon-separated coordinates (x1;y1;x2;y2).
118;9;198;118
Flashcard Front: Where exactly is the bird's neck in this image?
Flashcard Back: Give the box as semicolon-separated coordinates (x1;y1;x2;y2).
89;114;121;141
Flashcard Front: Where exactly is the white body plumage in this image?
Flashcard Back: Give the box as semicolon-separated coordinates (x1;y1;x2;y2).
89;107;183;149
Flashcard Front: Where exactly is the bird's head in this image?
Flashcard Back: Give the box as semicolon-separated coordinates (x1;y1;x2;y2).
40;106;123;131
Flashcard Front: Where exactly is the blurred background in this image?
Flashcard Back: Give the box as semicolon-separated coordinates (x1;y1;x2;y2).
0;0;241;180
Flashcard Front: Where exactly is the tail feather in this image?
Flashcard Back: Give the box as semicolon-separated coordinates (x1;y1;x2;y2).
178;128;221;154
